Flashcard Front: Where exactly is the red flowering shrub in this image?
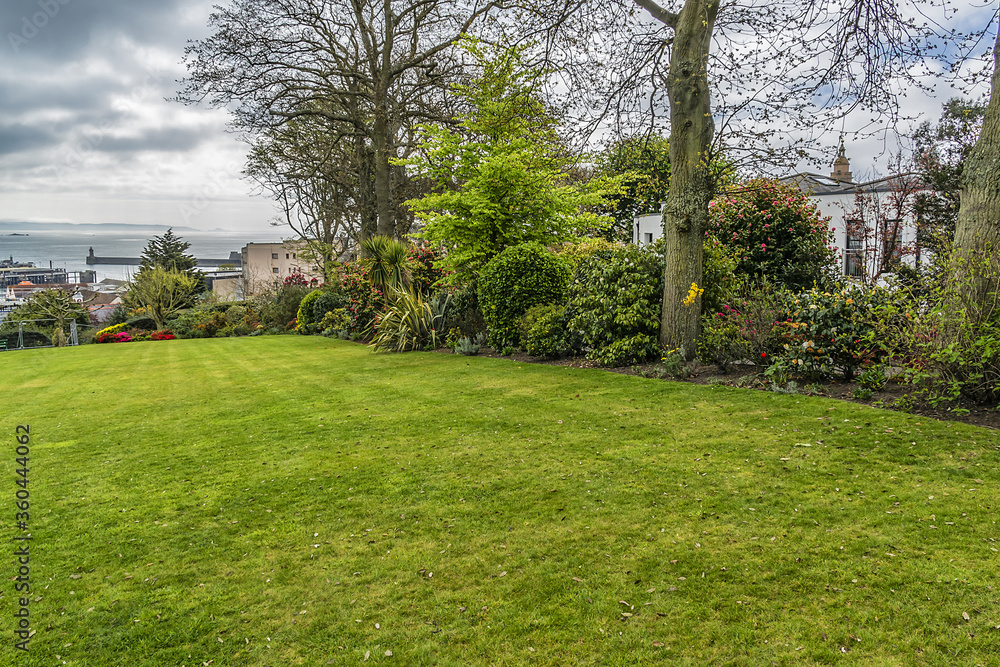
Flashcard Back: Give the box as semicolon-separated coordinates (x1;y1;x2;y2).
284;273;314;287
150;330;176;341
336;263;384;337
97;331;133;344
709;179;837;290
409;243;448;294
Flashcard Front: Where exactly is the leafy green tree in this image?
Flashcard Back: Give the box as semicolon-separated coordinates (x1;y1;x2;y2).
138;229;206;299
140;229;199;273
401;39;620;280
126;268;202;329
912;98;987;256
593;134;672;242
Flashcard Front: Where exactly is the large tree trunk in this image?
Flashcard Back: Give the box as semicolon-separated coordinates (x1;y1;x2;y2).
659;0;719;359
356;134;377;255
953;26;1000;301
372;98;396;238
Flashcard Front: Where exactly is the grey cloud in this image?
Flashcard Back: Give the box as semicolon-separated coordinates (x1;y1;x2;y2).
2;0;213;62
0;75;127;116
0;122;58;155
95;125;215;153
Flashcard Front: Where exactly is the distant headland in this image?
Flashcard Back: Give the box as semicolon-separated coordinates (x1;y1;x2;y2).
0;221;203;233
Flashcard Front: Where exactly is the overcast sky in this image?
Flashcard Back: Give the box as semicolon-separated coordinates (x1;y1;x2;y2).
0;0;996;233
0;0;277;232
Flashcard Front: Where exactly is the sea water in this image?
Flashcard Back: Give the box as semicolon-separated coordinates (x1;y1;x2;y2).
0;225;282;281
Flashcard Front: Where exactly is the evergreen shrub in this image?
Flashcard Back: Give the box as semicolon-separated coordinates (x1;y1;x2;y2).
568;243;663;366
478;243;570;350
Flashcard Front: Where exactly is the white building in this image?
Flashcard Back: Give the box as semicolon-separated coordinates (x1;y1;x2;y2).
240;241;325;296
633;146;928;283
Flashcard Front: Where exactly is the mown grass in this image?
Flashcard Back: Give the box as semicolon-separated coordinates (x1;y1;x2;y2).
0;336;998;666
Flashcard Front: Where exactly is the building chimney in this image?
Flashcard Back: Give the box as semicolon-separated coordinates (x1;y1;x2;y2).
831;137;853;183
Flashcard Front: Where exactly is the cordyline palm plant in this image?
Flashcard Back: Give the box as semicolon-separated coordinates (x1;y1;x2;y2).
361;235;411;297
370;290;450;352
362;236;451;352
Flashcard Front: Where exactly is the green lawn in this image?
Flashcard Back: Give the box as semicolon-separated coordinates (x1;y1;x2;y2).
1;336;998;665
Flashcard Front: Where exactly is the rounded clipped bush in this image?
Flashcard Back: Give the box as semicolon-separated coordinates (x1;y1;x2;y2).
312;290;347;322
296;289;325;331
568;243;664;366
478;243;570;350
126;314;158;331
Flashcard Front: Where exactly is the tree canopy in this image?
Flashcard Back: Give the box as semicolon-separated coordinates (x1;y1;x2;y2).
126;268;203;329
178;0;519;243
402;39;620;280
140;229;199;274
912;98;988;254
593;134;673;243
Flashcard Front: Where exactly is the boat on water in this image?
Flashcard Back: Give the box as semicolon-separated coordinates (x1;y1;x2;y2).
8;233;29;236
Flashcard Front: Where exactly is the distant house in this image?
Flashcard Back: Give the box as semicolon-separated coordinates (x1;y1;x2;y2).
79;290;124;324
5;281;46;301
203;270;243;300
633;144;927;283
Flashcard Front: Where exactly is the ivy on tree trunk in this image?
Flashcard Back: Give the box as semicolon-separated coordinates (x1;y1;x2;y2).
953;25;1000;302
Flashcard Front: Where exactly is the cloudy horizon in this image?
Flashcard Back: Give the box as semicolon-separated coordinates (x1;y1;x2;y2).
0;0;995;234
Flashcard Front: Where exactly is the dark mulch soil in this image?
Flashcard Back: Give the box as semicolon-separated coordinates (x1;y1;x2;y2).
458;347;1000;430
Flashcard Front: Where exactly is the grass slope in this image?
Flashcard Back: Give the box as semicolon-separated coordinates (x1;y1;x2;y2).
1;337;998;666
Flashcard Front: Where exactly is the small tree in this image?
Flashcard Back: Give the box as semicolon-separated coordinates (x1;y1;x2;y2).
842;170;925;286
7;289;90;346
402;39;619;280
708;179;837;290
138;229;205;299
361;236;412;297
126;268;202;329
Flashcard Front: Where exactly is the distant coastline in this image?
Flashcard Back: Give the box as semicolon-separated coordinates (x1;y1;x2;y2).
0;220;204;233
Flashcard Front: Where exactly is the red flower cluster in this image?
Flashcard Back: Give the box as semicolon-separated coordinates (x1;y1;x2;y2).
97;331;133;344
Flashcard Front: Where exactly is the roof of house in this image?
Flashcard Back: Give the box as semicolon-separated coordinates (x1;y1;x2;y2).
778;172;927;197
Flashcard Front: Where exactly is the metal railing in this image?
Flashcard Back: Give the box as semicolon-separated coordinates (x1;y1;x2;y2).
0;319;95;351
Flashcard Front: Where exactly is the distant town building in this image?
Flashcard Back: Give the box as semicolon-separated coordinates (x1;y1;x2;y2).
204;270;243;300
240;241;324;296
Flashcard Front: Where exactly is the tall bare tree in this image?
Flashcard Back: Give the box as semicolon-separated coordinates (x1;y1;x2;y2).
178;0;503;240
244;116;367;272
552;0;993;357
